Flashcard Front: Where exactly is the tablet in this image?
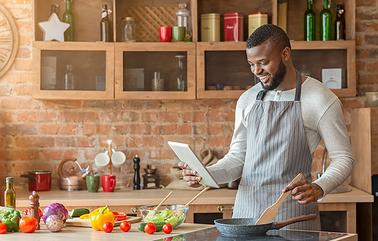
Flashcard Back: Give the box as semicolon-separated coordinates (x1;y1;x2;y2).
168;141;220;188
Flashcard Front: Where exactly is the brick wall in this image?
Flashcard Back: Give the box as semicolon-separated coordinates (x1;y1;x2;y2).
0;0;376;193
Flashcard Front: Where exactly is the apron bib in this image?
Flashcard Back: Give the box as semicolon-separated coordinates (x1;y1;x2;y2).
232;73;320;230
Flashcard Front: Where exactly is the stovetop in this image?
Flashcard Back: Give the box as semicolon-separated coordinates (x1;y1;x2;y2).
154;227;349;241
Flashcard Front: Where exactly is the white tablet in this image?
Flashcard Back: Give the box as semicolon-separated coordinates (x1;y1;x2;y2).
168;141;219;188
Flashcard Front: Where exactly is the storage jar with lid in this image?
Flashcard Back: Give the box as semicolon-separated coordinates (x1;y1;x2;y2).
248;13;268;36
176;3;192;40
224;12;244;41
122;17;136;42
201;13;220;42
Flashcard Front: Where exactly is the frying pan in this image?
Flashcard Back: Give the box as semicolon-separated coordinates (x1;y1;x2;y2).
214;214;317;237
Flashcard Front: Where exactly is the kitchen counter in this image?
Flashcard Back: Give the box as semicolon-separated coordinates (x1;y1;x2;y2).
16;186;373;207
0;224;357;241
15;186;372;234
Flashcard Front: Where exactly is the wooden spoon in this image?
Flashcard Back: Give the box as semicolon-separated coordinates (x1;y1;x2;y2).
255;173;304;225
153;191;173;210
184;186;210;207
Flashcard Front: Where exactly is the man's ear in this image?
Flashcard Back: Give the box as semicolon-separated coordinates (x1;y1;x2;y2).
281;47;291;62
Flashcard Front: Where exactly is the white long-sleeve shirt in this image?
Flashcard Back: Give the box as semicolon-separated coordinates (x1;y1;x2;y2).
208;77;354;195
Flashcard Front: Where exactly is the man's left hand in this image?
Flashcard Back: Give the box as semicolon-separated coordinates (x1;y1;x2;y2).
282;179;324;204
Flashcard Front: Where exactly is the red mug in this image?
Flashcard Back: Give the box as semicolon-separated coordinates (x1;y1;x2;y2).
159;26;172;42
101;175;116;192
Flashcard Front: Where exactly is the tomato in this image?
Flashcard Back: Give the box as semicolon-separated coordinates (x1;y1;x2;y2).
0;223;6;234
102;222;113;233
22;208;43;218
144;222;156;234
19;217;38;233
162;223;172;234
119;221;131;232
112;212;127;221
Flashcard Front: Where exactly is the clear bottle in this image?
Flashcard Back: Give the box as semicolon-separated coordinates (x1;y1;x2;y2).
64;64;75;90
320;0;332;41
304;0;315;41
122;17;136;42
63;0;74;41
176;3;192;41
175;55;186;91
4;177;16;209
50;4;60;18
335;4;345;40
151;72;164;91
100;4;111;42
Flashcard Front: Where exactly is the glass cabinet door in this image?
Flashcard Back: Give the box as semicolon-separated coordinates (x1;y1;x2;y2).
115;43;195;100
33;42;114;100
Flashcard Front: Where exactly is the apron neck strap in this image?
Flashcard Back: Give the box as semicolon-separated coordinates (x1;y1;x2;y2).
256;71;303;101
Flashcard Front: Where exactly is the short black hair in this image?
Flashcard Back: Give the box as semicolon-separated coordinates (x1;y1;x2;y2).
246;24;291;51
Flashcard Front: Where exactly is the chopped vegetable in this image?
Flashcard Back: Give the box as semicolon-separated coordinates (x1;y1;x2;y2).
70;208;90;218
143;208;186;228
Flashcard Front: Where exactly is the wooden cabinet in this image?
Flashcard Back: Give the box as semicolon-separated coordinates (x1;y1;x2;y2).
32;0;356;100
114;42;196;100
32;41;114;100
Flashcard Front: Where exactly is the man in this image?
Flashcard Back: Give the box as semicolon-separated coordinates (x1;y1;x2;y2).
180;24;354;230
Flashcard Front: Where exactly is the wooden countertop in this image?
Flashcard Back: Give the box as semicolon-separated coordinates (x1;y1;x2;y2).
0;224;357;241
16;186;373;208
0;223;212;241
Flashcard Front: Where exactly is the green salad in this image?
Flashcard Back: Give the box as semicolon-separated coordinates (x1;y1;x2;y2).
143;208;186;228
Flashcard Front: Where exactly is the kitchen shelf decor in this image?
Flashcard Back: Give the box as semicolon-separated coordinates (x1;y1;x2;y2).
32;0;356;100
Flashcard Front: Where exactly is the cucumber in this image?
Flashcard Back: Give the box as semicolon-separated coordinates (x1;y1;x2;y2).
70;208;90;218
138;222;146;232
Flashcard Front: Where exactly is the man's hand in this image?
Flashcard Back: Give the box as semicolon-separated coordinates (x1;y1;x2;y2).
282;179;324;204
178;162;202;187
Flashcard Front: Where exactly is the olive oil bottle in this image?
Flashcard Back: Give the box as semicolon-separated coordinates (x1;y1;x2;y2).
4;177;16;208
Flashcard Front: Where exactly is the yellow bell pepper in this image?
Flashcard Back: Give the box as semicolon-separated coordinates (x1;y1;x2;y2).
89;206;115;231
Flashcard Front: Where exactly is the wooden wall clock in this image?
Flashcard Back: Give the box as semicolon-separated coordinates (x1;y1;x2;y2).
0;4;18;78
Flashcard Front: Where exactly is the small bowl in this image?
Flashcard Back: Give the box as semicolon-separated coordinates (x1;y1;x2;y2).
366;92;378;107
139;204;189;228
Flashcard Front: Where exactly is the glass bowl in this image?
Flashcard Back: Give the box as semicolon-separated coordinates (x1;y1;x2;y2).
139;204;189;228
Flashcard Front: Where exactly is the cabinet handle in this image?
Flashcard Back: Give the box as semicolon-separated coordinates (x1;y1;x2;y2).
217;205;233;212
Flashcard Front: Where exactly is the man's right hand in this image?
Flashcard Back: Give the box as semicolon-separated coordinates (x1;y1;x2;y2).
178;162;202;187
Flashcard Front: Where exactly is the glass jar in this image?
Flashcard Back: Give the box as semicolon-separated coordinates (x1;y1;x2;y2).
122;17;136;42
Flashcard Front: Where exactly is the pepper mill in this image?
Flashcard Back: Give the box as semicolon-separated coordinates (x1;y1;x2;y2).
29;191;40;230
133;155;141;190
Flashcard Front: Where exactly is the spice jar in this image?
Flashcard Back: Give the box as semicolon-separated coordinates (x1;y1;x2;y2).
224;12;244;41
122;17;136;42
201;13;220;42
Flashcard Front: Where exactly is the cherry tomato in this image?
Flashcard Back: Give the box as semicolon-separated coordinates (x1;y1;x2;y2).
162;223;173;234
19;217;38;233
119;221;131;232
103;222;114;233
144;222;156;234
0;223;7;234
22;208;43;218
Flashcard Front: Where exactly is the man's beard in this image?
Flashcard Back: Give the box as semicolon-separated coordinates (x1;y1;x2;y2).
260;61;286;91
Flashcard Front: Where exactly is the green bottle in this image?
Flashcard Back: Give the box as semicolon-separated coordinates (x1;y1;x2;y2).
4;177;16;209
63;0;74;41
320;0;332;41
304;0;316;41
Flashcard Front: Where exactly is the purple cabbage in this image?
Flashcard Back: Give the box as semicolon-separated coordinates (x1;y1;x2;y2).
42;203;68;223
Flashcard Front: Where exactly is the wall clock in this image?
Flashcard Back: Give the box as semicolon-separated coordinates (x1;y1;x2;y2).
0;4;18;78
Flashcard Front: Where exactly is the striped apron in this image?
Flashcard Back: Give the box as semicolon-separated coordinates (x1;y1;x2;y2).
232;73;320;230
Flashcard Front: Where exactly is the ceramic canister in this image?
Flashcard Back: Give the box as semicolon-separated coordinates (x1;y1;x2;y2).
248;13;268;37
201;13;220;42
224;12;244;41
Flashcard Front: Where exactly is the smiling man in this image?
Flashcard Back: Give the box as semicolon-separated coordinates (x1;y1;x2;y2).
180;24;354;230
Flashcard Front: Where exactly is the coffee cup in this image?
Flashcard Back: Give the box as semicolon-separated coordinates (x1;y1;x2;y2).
101;175;116;192
86;175;100;192
172;26;186;42
159;26;172;42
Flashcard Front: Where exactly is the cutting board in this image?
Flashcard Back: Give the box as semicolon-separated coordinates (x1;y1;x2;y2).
66;216;142;227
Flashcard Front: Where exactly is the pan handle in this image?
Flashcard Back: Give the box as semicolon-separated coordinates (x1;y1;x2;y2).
272;213;317;229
